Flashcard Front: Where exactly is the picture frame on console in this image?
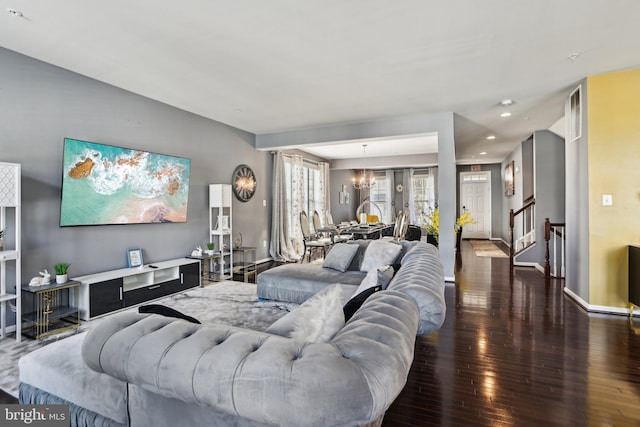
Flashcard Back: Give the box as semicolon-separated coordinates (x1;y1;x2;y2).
127;248;143;268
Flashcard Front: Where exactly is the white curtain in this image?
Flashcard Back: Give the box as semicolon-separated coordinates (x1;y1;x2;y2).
317;162;330;225
403;168;415;223
385;169;395;222
288;154;305;256
269;152;298;262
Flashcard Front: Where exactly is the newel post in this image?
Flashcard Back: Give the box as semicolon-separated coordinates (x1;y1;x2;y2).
509;208;515;267
544;218;551;277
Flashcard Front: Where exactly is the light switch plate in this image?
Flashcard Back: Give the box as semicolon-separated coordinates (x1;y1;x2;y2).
602;194;613;206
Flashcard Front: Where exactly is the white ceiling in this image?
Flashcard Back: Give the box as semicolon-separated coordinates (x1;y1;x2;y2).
301;134;438;160
2;1;640;164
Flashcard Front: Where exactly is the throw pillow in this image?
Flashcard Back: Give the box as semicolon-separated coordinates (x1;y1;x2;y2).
343;286;382;322
355;265;394;294
290;285;345;343
360;240;402;272
322;243;359;272
138;304;201;324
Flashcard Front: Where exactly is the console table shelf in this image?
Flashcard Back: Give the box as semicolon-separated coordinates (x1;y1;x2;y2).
72;258;200;320
21;280;80;339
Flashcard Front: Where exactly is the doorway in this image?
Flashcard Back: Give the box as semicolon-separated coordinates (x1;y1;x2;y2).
459;171;491;239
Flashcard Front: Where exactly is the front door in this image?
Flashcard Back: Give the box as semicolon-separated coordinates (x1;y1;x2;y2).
460;171;491;239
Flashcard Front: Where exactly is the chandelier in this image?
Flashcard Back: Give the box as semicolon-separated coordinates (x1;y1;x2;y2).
352;144;375;189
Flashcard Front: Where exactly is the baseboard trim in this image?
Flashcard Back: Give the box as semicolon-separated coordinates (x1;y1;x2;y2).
513;261;538;268
563;287;634;316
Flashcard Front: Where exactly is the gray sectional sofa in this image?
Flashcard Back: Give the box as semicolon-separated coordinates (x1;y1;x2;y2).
19;241;446;427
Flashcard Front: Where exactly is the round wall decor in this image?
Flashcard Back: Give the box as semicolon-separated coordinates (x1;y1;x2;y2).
396;184;404;193
232;164;257;202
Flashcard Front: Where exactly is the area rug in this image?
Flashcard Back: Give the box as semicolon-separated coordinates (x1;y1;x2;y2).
0;281;298;398
469;240;508;258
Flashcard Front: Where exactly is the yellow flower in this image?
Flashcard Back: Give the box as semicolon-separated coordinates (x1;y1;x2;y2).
421;209;477;244
455;211;476;233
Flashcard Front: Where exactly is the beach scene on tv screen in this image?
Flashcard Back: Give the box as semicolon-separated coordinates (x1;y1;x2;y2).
60;138;190;226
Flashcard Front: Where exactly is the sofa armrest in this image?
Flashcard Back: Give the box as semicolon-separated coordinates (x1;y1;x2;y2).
82;291;419;427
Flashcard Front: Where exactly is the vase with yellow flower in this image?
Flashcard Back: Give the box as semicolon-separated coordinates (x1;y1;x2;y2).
421;208;476;249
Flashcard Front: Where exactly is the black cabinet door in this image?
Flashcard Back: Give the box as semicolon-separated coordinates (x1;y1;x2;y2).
90;278;124;317
125;281;181;307
180;262;200;288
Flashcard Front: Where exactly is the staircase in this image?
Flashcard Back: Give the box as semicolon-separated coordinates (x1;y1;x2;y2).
509;198;536;266
509;200;566;278
544;218;566;278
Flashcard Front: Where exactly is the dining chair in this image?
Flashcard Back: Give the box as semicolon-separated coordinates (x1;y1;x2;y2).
325;211;353;243
300;211;332;262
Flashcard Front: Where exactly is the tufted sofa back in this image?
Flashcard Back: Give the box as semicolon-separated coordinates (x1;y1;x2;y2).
82;290;420;427
388;241;446;335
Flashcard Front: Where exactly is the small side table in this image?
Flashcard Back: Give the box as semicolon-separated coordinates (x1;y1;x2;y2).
187;253;221;284
233;247;257;283
21;280;80;339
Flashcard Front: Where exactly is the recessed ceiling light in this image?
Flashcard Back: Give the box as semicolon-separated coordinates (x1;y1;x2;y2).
500;112;512;118
479;152;487;155
6;8;23;17
499;99;514;107
486;135;496;140
567;53;580;62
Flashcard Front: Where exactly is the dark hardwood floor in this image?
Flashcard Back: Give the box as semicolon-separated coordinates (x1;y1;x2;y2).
384;240;640;426
6;243;640;425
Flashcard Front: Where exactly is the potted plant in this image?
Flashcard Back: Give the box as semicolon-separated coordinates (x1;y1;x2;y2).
422;208;440;246
54;262;70;284
455;211;476;251
205;242;215;255
421;209;476;249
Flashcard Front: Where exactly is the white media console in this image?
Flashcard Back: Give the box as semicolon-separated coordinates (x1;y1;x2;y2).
72;258;200;320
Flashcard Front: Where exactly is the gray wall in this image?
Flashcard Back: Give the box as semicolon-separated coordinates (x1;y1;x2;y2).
0;47;272;281
564;80;590;301
456;164;503;239
329;169;357;223
502;145;524;241
522;136;534;201
258;112;458;279
515;130;566;266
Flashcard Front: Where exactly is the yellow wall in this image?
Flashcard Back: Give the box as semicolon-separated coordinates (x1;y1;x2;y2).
587;69;640;307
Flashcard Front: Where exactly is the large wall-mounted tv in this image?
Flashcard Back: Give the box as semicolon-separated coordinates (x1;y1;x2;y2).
60;138;191;226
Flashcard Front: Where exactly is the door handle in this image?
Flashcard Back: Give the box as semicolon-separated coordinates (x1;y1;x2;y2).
148;285;160;290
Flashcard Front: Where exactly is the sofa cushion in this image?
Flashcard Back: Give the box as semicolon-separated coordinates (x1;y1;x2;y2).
290;285;345;343
345;239;372;271
343;286;381;322
322;243;359;272
266;284;355;338
360;240;402;272
19;333;129;425
356;265;394;294
257;263;364;304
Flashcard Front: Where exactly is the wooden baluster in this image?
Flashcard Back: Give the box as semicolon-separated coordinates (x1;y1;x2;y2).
544;218;551;277
509;208;515;267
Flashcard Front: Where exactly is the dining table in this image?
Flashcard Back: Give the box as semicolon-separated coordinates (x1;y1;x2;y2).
319;222;390;242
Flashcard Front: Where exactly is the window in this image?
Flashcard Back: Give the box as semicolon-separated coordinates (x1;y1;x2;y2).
412;171;435;226
284;159;323;237
568;85;582;142
370;172;389;223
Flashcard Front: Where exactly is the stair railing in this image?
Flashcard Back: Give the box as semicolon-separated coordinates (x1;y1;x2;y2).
544;218;566;278
509;198;535;267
